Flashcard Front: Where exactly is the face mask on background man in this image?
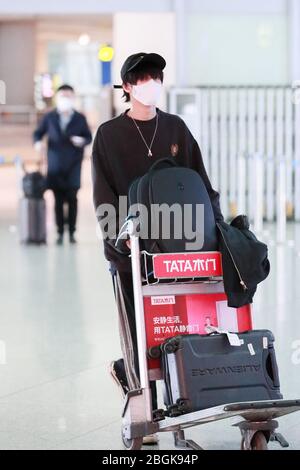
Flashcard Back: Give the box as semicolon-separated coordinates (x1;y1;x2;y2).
132;79;162;106
56;96;74;113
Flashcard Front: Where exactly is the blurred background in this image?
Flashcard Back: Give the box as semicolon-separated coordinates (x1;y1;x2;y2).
1;0;300;450
2;0;300;225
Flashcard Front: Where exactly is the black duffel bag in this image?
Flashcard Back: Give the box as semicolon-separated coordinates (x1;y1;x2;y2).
22;171;47;199
127;158;218;254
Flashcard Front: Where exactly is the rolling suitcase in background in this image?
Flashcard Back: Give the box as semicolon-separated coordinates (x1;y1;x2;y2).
22;171;46;199
161;330;282;417
19;197;47;244
19;168;47;244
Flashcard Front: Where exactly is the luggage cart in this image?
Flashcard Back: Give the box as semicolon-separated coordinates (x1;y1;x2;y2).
119;221;300;450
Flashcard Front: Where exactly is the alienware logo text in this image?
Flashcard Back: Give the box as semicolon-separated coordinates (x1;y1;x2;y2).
191;364;261;376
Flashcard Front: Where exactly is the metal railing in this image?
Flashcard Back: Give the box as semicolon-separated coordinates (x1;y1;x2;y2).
169;86;300;233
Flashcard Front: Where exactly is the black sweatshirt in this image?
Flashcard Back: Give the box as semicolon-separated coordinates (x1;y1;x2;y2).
91;108;223;271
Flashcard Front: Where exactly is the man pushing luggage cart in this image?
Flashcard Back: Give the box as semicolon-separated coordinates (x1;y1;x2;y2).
92;52;300;450
92;52;224;446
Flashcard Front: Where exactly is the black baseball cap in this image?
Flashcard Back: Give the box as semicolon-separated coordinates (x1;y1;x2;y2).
113;52;166;89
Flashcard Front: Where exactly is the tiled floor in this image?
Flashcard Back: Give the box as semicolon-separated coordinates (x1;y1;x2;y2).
0;161;300;450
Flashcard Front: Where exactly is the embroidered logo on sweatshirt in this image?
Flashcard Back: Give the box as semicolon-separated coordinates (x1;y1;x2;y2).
171;144;179;157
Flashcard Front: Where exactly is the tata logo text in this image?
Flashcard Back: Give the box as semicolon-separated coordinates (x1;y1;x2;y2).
163;258;217;274
151;295;176;305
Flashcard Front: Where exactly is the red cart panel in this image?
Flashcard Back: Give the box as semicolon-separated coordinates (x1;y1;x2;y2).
144;292;252;370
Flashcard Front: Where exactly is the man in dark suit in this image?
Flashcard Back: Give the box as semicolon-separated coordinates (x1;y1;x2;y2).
33;84;92;244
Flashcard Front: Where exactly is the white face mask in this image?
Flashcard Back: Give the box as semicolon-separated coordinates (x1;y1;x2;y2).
132;79;162;106
56;96;74;113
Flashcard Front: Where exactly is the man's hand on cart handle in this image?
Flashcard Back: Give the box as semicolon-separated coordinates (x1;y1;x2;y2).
126;239;131;250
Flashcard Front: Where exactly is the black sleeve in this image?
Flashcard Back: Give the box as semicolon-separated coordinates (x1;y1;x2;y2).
91;127;120;242
33;114;48;142
92;128;131;269
189;134;224;222
80;115;93;146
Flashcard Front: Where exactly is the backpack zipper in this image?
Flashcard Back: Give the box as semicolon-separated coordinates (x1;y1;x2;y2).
216;223;248;291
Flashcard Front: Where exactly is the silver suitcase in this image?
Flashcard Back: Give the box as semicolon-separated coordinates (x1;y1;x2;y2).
19;197;46;244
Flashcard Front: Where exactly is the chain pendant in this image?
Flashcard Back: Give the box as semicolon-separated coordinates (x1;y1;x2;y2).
131;114;158;159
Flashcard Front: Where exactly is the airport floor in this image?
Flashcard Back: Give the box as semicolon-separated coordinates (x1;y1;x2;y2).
1;162;300;450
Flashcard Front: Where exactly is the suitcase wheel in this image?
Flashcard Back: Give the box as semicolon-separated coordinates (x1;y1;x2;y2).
167;404;182;418
164;339;180;354
152;408;165;422
176;399;189;414
147;346;161;360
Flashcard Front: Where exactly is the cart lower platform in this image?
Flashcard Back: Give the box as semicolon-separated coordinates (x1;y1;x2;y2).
122;397;300;450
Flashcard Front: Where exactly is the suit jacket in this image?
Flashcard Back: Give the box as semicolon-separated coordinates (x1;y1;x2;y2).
33;109;92;190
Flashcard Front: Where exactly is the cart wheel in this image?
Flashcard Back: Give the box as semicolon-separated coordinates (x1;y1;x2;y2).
122;434;143;450
241;432;268;450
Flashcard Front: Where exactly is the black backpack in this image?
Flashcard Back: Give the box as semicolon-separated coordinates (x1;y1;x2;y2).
22;171;47;199
127;158;218;254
